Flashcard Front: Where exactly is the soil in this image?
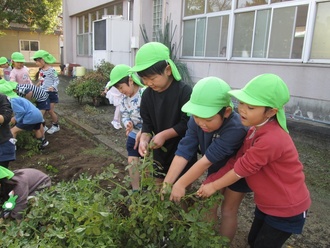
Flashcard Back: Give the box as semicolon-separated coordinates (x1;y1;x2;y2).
10;75;330;248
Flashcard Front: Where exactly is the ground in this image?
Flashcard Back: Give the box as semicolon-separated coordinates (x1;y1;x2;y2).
9;76;330;247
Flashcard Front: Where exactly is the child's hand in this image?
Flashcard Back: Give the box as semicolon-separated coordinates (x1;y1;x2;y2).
134;130;142;150
169;182;186;202
150;133;165;149
125;121;133;136
196;182;217;198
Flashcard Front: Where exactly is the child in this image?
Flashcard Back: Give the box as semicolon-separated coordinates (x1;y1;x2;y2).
108;64;145;191
0;166;51;221
103;83;124;129
129;42;196;184
32;50;60;134
9;52;33;85
162;77;250;242
15;82;50;116
0;57;12;81
0;92;16;168
0;81;48;150
197;74;311;248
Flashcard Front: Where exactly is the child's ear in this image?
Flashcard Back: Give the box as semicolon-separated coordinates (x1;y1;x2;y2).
223;107;232;118
267;108;278;118
165;64;172;76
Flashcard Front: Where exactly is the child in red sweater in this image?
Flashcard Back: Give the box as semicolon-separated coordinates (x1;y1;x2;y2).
197;74;311;248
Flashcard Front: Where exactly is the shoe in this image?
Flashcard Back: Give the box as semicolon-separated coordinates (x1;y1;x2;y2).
39;139;49;150
47;125;60;134
111;121;122;130
44;126;49;133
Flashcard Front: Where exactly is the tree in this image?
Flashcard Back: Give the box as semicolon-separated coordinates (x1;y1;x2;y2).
0;0;62;33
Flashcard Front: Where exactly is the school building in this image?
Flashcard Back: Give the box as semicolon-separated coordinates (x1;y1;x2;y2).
62;0;330;125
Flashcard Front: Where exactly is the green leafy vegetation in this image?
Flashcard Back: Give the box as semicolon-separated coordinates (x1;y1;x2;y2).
0;159;229;247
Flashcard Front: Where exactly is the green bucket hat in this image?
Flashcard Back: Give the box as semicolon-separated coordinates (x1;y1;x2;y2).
0;166;14;179
11;52;26;62
129;42;182;81
182;77;233;118
0;57;8;65
0;79;19;98
108;64;144;87
228;73;290;132
32;50;56;64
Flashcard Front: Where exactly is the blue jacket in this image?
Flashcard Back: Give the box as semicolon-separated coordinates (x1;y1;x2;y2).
176;112;247;175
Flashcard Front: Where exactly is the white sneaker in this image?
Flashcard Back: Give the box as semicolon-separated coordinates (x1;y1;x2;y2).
47;125;60;134
111;121;122;130
43;126;49;133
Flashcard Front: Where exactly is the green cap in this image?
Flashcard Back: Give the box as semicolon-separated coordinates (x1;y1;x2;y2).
129;42;182;81
32;50;56;64
0;166;14;179
228;73;290;132
108;64;144;87
0;79;19;98
0;57;8;65
182;77;233;118
11;52;26;62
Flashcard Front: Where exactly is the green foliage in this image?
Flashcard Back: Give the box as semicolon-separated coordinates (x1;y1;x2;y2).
16;131;41;157
140;16;193;86
0;0;62;33
0;158;229;247
66;61;115;105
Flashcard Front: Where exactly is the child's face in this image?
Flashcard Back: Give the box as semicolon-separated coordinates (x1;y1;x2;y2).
193;114;225;133
140;65;172;92
34;58;45;68
0;63;8;68
13;62;24;69
116;79;135;97
237;102;275;127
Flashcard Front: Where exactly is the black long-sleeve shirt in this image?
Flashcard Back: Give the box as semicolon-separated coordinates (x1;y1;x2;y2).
0;93;13;144
140;80;192;169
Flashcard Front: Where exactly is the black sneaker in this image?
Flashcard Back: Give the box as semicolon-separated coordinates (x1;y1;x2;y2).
39;139;49;150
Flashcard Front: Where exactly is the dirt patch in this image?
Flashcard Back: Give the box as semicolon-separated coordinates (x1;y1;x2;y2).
9;75;330;248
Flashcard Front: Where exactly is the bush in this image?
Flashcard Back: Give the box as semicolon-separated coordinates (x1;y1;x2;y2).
66;61;115;105
0;159;229;247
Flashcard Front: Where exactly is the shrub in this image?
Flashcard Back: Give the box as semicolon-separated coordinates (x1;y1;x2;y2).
66;61;115;105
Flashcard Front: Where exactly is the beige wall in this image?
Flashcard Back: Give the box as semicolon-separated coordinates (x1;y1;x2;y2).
0;29;60;63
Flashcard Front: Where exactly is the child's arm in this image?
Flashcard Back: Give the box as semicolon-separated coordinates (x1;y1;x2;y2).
197;169;241;197
169;155;212;202
150;128;178;149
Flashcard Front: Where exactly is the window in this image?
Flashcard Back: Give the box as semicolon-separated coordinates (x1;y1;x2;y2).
153;0;163;40
76;3;123;56
182;1;229;58
182;0;329;63
77;15;91;56
311;1;330;60
232;5;308;59
20;40;39;51
236;0;267;8
207;0;232;12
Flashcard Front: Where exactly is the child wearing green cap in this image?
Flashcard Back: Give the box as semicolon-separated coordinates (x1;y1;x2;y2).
129;42;197;184
0;80;48;149
9;52;33;85
0;57;12;81
32;50;60;135
108;64;145;191
0;93;16;168
0;166;51;220
197;74;311;248
162;76;249;242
